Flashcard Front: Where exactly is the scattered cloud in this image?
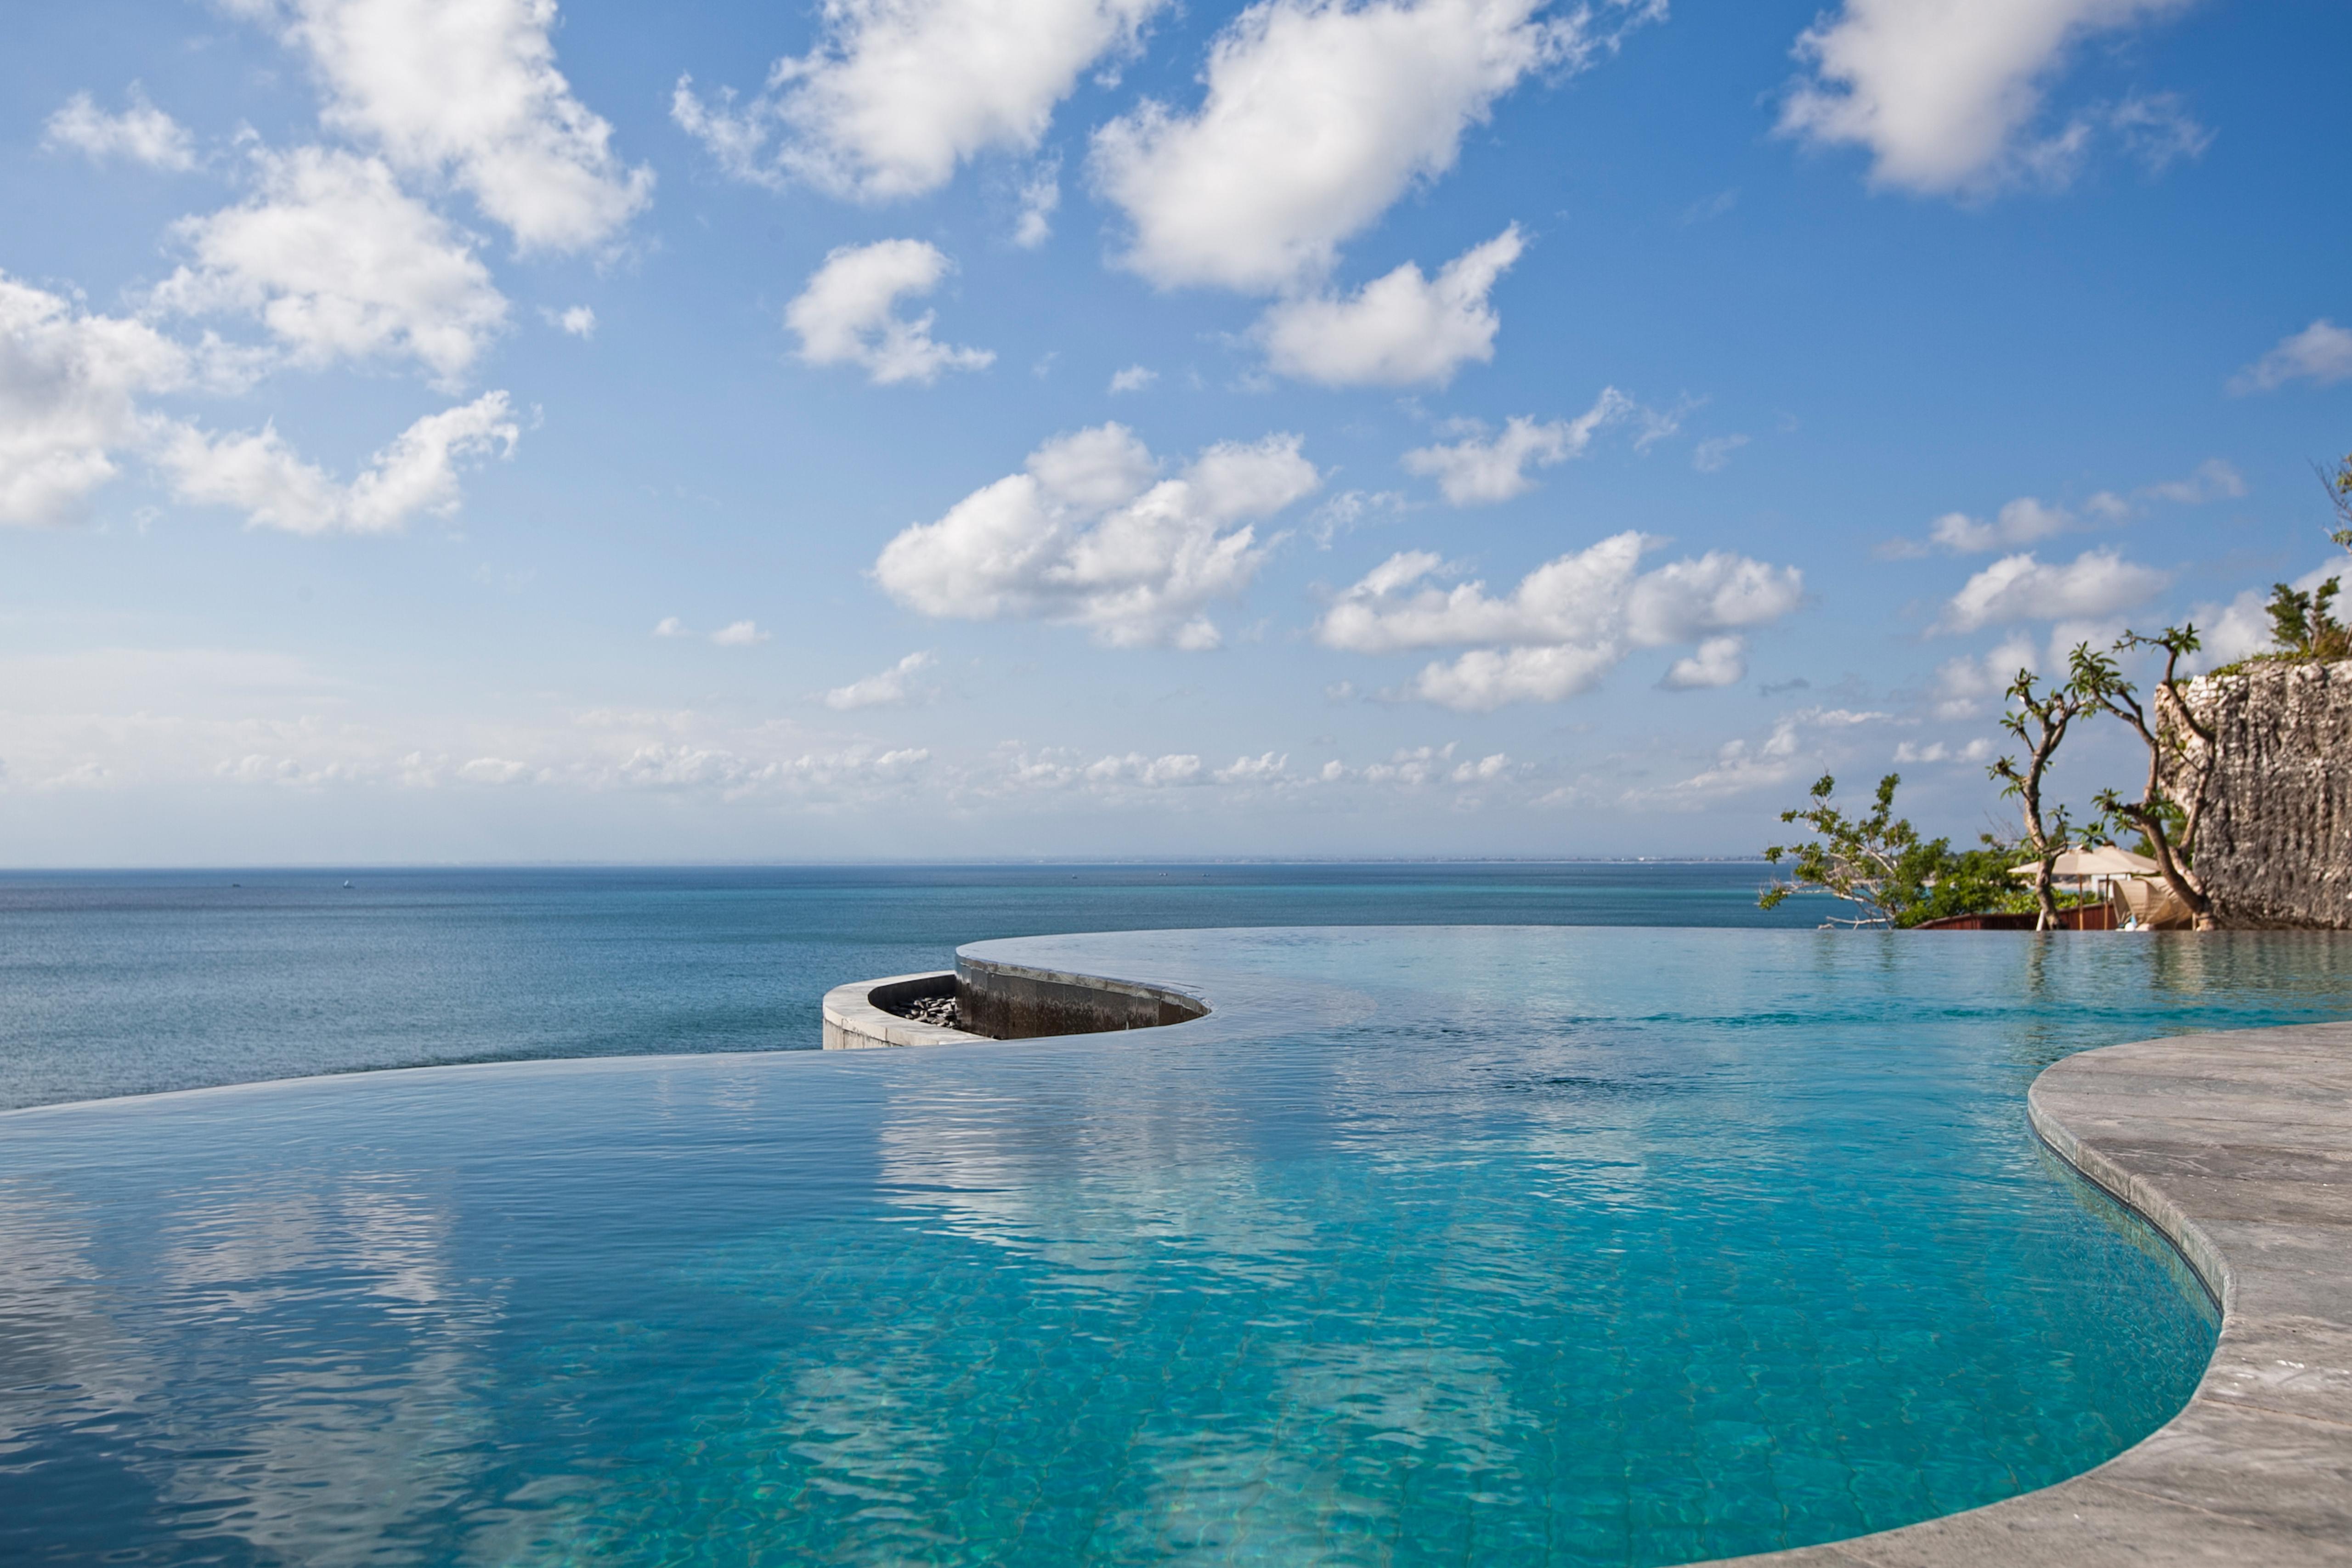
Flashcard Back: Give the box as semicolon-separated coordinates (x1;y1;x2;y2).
710;620;771;646
1886;460;2244;557
1893;736;1996;764
1401;385;1644;505
554;305;595;338
1928;496;2073;554
1661;634;1747;690
1778;0;2197;196
1931;633;2036;718
1937;548;2167;633
2137;457;2244;505
1691;433;1749;472
154;390;520;534
235;0;652;252
0;271;513;533
153;145;509;389
785;239;993;385
42;86;197;170
825;650;937;709
1255;227;1522;388
1108;364;1157;394
1671;706;1884;798
458;756;533;784
1093;0;1657;292
1214;750;1288;783
652;616;687;637
1086;751;1204;786
1316;532;1804;710
1679;187;1738;225
1305;487;1404;548
672;0;1164;200
2107;91;2212;173
2231;319;2352;394
1013;163;1061;248
874;421;1318;648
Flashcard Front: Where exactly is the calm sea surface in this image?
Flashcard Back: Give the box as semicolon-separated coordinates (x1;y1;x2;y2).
0;862;1815;1110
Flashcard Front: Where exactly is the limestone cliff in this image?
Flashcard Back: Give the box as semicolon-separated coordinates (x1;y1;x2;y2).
2177;660;2352;929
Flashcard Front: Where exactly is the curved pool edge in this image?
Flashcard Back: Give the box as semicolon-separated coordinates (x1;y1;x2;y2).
822;947;1213;1048
1708;1022;2352;1568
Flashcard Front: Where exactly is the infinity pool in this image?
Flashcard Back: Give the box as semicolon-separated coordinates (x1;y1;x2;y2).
6;926;2345;1566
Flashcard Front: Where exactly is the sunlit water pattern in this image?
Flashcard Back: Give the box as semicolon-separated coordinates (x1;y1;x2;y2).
7;921;2352;1566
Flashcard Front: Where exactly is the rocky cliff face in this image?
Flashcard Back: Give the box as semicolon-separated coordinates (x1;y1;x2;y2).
2179;660;2352;929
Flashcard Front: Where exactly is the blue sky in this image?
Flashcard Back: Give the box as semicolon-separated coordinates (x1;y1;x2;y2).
1;0;2345;865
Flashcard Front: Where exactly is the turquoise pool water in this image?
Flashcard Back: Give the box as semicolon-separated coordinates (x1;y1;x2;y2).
5;925;2347;1565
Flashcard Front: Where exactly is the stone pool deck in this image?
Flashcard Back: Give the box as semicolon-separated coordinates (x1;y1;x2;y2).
1718;1022;2352;1567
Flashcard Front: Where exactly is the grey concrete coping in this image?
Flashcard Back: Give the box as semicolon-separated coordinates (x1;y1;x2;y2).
1713;1022;2352;1567
819;971;987;1050
953;950;1210;1039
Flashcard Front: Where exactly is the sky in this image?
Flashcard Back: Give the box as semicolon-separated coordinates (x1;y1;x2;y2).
0;0;2346;865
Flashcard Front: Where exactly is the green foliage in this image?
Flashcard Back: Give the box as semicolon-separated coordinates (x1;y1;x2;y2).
2208;453;2352;674
1760;773;2031;928
2075;628;2213;925
1905;838;2040;927
1989;659;2096;927
2265;576;2351;660
2329;448;2352;546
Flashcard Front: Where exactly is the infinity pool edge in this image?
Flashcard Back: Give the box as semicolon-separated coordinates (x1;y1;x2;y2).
1709;1022;2352;1567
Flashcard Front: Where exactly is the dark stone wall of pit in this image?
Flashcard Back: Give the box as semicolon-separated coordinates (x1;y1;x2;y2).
866;972;956;1012
955;957;1208;1040
2181;660;2352;928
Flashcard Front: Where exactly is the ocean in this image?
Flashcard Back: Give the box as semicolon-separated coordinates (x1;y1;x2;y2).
0;862;1813;1110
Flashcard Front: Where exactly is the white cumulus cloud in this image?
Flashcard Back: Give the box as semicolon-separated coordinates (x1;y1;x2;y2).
1937;548;2168;633
1778;0;2196;196
233;0;652;252
672;0;1164;200
711;620;771;646
2231;319;2352;394
1931;633;2038;719
1671;706;1885;799
1401;385;1635;504
153;146;509;388
1257;227;1522;388
1661;634;1747;690
154;390;519;534
1928;496;2073;554
1092;0;1654;292
1317;532;1804;710
786;239;993;385
825;650;936;709
0;274;191;526
874;422;1319;648
42;86;198;170
1108;364;1157;393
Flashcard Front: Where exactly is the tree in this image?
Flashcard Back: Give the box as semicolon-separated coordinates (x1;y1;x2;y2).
2264;576;2351;660
1990;660;2090;930
2071;629;2217;930
2268;453;2352;660
1760;772;1951;927
2324;447;2352;549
